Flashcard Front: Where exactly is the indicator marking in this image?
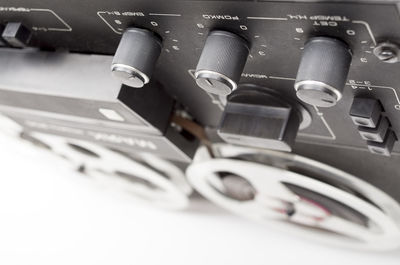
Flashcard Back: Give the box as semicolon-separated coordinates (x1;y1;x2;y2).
97;11;122;34
29;8;72;32
268;76;295;81
149;13;181;17
247;16;288;21
352;20;377;46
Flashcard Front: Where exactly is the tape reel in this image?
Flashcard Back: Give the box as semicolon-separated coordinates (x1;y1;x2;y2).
186;144;400;251
17;131;192;210
83;151;192;210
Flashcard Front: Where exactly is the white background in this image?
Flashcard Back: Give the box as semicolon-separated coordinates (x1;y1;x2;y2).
0;133;399;265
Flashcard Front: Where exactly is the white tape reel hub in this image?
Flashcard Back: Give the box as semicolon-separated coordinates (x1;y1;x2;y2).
83;151;192;210
21;132;192;210
187;145;400;251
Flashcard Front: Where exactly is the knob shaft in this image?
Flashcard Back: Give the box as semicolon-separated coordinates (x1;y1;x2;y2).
195;30;249;96
294;37;352;107
112;28;162;88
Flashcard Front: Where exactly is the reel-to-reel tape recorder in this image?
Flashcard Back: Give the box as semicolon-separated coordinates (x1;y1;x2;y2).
0;0;400;251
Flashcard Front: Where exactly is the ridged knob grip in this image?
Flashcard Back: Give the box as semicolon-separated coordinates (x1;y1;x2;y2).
294;37;352;107
195;30;249;96
112;28;162;88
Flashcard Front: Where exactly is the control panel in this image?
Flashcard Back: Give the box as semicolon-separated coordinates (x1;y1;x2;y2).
0;0;399;155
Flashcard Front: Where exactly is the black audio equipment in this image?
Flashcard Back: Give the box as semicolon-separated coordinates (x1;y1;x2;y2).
0;0;400;251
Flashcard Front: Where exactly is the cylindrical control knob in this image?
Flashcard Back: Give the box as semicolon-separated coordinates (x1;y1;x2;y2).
195;30;250;96
294;37;352;107
111;28;162;88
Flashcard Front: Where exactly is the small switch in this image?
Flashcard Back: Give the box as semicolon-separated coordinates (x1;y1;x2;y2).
367;130;397;156
358;117;390;143
350;98;382;128
2;22;32;48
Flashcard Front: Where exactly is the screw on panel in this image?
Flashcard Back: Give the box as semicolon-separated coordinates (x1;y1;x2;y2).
373;42;400;63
